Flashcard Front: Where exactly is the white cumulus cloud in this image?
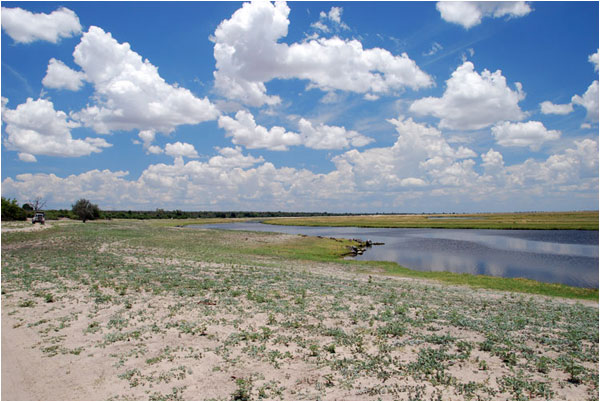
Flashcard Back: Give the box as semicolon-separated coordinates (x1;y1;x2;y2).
410;61;526;130
332;117;477;191
71;26;219;134
571;80;599;123
436;1;532;29
42;58;86;91
589;49;599;71
506;139;598;186
1;135;597;212
136;130;163;154
298;119;373;150
481;148;505;173
208;146;264;169
1;6;82;44
2;98;111;158
218;111;302;151
491;121;560;150
540;101;573;115
164;142;199;159
539;50;599;123
212;1;433;107
218;110;373;151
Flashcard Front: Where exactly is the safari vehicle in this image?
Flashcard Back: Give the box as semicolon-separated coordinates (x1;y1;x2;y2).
32;212;45;225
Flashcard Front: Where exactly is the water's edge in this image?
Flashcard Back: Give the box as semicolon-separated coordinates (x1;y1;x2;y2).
190;222;599;289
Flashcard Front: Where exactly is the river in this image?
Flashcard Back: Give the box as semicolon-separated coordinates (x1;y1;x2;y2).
193;222;599;288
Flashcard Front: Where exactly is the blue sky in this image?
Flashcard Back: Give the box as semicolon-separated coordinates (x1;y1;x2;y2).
1;1;598;212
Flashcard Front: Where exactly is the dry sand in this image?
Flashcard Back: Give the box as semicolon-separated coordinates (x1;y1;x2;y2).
1;223;597;400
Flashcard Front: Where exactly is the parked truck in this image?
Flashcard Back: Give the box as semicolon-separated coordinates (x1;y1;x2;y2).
32;212;45;225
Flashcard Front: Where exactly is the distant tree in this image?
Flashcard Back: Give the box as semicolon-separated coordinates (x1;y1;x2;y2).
1;197;27;221
29;197;47;212
72;199;100;223
22;203;33;211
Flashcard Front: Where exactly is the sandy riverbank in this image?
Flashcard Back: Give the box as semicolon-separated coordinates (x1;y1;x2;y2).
2;220;597;400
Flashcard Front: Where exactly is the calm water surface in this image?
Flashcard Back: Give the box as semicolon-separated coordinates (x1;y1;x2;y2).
196;222;599;288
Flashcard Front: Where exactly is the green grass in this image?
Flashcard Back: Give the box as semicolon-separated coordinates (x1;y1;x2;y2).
148;217;255;228
246;235;357;262
356;261;598;300
242;233;598;301
262;211;599;230
153;218;598;300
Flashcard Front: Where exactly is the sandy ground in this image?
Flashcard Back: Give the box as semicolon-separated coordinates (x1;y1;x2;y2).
1;224;598;400
1;218;78;233
1;222;51;233
2;309;118;400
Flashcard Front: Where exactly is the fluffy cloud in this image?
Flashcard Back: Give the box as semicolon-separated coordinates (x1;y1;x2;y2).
540;101;573;115
298;119;373;150
2;169;136;208
70;26;219;134
212;1;432;106
571;81;599;123
42;58;86;91
410;61;526;130
1;6;81;44
218;110;373;150
207;146;264;169
436;1;532;29
480;148;504;173
18;153;38;163
2;98;111;159
218;111;301;151
539;50;598;123
491;121;560;150
2;135;597;211
311;6;350;32
332;117;477;191
164;142;199;159
506;139;598;186
589;49;599;71
136;130;161;154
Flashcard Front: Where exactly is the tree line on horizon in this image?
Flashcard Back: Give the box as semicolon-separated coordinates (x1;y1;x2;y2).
1;196;375;221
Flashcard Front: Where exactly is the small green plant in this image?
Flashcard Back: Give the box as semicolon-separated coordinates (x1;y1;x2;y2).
232;378;253;401
536;356;551;374
377;321;405;337
456;340;472;358
324;344;336;354
18;299;35;307
561;357;585;384
85;321;101;334
117;285;127;296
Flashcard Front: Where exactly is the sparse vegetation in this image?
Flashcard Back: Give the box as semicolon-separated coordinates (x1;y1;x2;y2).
1;219;598;400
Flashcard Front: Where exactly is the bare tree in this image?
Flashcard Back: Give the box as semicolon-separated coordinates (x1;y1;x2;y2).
29;197;47;212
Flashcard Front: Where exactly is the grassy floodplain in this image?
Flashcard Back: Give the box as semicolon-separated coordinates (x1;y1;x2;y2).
1;219;598;400
262;211;599;230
